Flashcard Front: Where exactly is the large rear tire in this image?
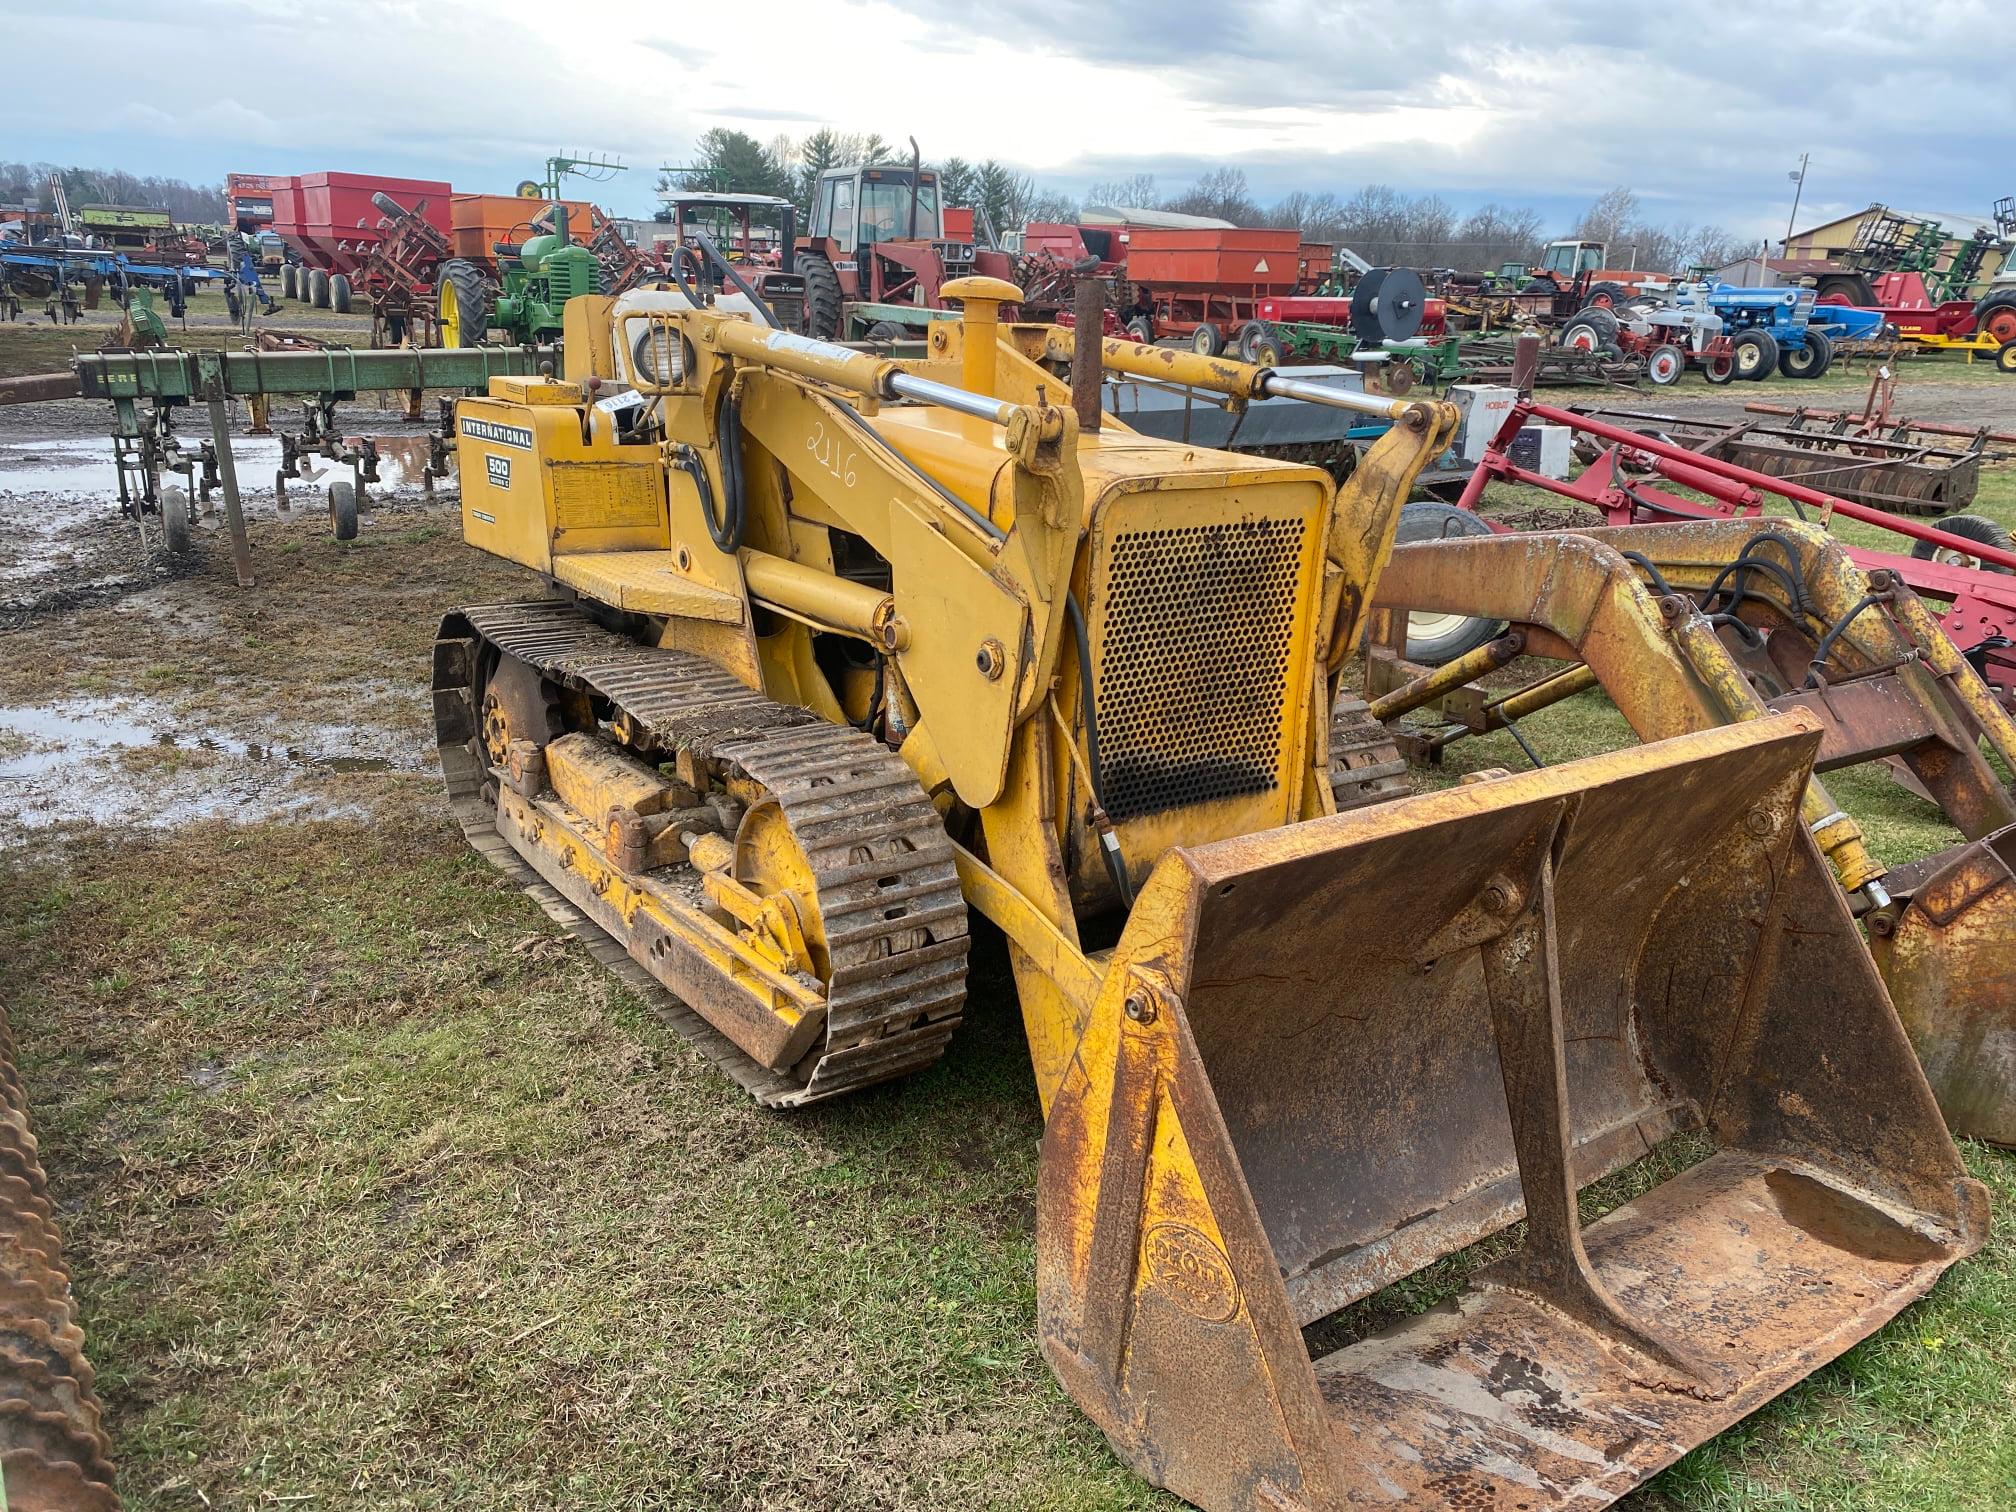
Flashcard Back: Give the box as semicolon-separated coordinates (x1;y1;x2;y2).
435;259;490;348
800;253;843;342
1977;295;2016;346
1780;329;1833;379
1910;514;2014;574
1733;328;1779;380
1392;501;1507;665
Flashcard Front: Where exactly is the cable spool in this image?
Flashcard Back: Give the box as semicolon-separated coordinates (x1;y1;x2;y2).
1349;266;1427;344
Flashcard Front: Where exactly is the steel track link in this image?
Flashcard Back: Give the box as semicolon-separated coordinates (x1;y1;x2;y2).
1329;696;1411;812
433;601;969;1107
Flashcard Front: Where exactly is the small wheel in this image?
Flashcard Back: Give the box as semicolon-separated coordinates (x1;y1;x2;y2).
1780;330;1834;379
1392;501;1506;664
330;273;353;314
1125;315;1154;345
160;484;191;556
1910;515;2013;574
280;265;297;299
1732;328;1780;380
1997;340;2016;374
864;320;907;344
1190;322;1224;356
1703;351;1737;385
1235;320;1268;361
1645;344;1686;385
328;480;359;542
309;268;331;309
1249;326;1287;367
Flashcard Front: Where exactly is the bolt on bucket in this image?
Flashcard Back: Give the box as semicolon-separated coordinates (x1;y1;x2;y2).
1036;713;1986;1512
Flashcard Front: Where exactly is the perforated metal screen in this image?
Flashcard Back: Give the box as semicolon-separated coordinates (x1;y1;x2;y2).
1093;516;1308;823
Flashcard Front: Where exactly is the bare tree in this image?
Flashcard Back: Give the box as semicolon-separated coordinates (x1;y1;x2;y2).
1085;172;1160;209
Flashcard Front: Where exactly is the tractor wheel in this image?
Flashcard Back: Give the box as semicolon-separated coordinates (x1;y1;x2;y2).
1781;329;1833;379
1977;295;2016;346
1392;501;1506;665
1733;328;1779;380
1814;273;1875;308
1998;340;2016;374
328;480;359;542
1190;322;1224;356
1518;277;1556;295
160;485;190;556
309;268;331;309
1125;315;1154;345
1236;320;1268;361
1702;351;1738;385
435;259;490;348
800;253;844;342
864;320;907;344
330;274;353;314
1560;309;1614;352
1582;281;1628;309
1911;514;2014;574
1248;325;1287;367
1645;344;1686;385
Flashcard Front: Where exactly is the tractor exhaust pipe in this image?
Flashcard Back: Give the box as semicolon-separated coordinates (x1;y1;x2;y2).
1072;271;1104;435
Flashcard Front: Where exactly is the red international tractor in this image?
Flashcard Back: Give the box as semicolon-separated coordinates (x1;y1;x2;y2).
794;150;1016;340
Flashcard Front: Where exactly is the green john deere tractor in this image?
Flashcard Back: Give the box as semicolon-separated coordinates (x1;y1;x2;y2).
435;205;601;348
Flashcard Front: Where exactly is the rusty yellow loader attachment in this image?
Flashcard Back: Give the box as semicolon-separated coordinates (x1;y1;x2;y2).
434;263;1985;1510
1370;517;2016;1149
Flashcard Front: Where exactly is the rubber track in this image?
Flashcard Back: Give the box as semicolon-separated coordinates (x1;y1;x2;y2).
0;1005;119;1511
1329;696;1411;812
434;601;969;1107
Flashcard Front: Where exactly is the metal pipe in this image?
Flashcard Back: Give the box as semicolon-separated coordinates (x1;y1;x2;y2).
1883;573;2016;774
1369;632;1524;722
1525;400;2016;573
1071;275;1105;435
1257;371;1421;422
886;372;1017;425
1425;664;1599;756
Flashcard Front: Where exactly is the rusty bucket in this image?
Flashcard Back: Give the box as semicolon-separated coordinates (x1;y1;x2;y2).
1873;825;2016;1148
1036;714;1986;1512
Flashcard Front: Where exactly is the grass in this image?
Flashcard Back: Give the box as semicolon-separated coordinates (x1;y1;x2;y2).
0;401;2013;1508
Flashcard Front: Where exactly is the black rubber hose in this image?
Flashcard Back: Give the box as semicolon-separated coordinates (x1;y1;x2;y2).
693;232;782;330
1066;593;1134;909
670;244;710;309
1620;551;1675;598
1804;593;1883;688
707;385;748;553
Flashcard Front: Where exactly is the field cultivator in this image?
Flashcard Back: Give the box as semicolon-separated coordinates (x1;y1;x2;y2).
424;271;1987;1509
0;1004;119;1509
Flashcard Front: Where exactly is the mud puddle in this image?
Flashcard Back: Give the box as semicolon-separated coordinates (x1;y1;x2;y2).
0;696;420;829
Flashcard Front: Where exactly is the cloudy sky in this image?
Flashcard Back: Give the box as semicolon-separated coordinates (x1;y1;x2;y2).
4;0;2004;240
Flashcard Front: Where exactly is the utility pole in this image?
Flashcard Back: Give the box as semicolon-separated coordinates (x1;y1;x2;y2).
1783;154;1810;256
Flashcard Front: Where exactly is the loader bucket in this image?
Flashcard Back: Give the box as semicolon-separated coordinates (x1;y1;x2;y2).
1036;713;1986;1512
1872;825;2016;1148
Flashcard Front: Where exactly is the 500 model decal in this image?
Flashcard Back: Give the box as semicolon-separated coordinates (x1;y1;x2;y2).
461;417;534;450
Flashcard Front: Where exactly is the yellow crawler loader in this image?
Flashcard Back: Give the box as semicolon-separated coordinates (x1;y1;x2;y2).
433;263;1986;1511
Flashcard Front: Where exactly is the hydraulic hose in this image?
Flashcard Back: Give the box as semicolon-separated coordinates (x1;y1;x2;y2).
706;384;748;553
693;232;782;330
1066;593;1134;909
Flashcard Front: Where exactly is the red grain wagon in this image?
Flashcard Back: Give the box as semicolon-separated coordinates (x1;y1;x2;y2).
1122;227;1307;353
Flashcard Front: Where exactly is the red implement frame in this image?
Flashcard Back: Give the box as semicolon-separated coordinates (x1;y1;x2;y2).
1459;400;2016;702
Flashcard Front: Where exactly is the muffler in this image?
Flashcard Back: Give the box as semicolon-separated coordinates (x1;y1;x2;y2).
1036;714;1985;1511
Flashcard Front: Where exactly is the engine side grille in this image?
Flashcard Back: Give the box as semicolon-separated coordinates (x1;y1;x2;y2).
1093;516;1308;823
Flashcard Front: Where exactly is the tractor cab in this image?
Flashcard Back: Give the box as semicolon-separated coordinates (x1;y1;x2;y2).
808;164;945;251
1539;239;1606;279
